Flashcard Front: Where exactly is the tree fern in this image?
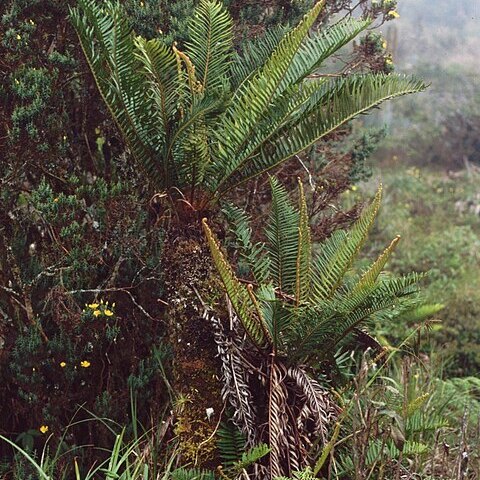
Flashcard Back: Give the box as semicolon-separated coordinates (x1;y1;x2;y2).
204;180;422;476
72;0;426;203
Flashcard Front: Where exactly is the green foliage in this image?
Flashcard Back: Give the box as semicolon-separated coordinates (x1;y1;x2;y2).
70;0;425;203
207;178;421;359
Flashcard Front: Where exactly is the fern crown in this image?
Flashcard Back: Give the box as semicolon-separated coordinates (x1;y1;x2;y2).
204;179;423;359
70;0;426;209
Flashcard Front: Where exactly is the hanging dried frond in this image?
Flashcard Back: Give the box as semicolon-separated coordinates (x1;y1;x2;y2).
207;309;258;445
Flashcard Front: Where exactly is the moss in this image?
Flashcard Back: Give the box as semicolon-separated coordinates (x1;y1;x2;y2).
163;226;225;466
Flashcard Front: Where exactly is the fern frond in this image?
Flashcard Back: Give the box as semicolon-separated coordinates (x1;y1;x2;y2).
265;177;300;295
232;443;271;473
230;26;288;89
296;180;312;305
217;75;427;193
202;219;268;349
211;1;325;193
405;411;449;434
353;235;400;294
70;0;162;187
311;186;383;301
222;203;271;283
256;283;291;353
217;422;246;468
186;0;233;92
133;37;179;136
290;272;421;358
279;17;372;91
171;468;216;480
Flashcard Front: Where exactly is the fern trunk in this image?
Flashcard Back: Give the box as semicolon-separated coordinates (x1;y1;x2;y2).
162;222;225;466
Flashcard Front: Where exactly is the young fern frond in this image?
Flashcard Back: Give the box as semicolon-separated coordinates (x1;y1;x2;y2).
265;177;300;295
311;186;382;302
353;235;401;294
202;219;268;349
186;0;233;92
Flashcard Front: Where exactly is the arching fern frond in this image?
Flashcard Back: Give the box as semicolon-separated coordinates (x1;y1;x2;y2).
217;74;426;193
70;0;162;187
202;219;269;349
278;17;372;92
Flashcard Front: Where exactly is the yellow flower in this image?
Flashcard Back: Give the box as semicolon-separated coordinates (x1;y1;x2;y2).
40;425;49;434
80;360;91;368
104;309;114;317
93;310;102;317
382;40;387;49
88;303;99;309
351;185;358;191
388;10;400;18
60;361;67;368
16;34;21;40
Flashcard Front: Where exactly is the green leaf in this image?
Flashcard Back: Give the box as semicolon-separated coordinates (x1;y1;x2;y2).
70;0;162;187
265;177;300;295
219;74;427;192
186;0;233;91
311;186;383;301
296;179;312;305
202;219;268;348
211;1;325;192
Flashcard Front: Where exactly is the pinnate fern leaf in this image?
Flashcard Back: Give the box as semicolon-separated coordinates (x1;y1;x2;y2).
70;0;162;187
186;0;233;91
202;219;268;349
265;177;300;295
311;186;382;301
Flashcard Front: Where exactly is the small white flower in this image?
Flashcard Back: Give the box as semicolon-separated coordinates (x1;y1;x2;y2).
206;407;214;421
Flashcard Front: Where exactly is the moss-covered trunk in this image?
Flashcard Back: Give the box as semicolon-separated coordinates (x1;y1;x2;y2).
162;222;225;466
